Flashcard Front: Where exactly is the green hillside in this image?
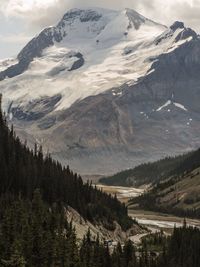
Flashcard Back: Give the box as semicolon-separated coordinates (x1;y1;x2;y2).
0;98;200;266
130;166;200;219
0;95;132;231
100;150;200;187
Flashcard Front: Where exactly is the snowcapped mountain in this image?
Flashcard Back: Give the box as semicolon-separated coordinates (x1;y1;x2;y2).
0;8;167;109
0;7;200;174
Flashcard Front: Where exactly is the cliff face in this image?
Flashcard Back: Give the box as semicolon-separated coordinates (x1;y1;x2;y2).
66;206;144;243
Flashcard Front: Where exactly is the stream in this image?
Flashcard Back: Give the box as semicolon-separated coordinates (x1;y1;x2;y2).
97;184;200;233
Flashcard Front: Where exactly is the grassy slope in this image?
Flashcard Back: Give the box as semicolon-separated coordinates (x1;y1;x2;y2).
130;167;200;218
100;148;200;218
157;168;200;211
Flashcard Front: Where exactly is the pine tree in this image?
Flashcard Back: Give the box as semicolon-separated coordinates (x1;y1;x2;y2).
1;240;26;267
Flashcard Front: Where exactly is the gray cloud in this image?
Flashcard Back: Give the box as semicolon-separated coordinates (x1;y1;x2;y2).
1;0;199;32
32;0;158;29
0;33;31;44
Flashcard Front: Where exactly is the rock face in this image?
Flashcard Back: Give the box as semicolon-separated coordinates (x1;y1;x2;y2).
1;8;200;175
66;206;143;242
170;21;185;31
11;94;62;121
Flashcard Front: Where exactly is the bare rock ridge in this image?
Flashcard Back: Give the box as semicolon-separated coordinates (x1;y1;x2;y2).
66;206;143;243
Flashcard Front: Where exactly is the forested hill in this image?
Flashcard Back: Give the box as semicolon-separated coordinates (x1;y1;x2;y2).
0;95;132;230
130;165;200;219
100;149;200;187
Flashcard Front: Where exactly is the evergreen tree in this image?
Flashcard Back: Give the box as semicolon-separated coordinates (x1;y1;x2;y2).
1;240;26;267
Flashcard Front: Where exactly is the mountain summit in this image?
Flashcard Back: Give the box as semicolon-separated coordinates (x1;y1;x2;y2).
0;8;165;80
0;7;200;174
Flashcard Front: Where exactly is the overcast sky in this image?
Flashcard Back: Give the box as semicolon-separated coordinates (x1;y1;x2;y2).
0;0;200;59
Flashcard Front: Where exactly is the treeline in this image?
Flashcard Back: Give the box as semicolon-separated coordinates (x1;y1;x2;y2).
0;190;200;267
100;148;200;187
141;224;200;267
163;225;200;267
1;94;200;266
0;95;132;230
0;191;148;267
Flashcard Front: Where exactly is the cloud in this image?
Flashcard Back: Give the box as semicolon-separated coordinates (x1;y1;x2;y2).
0;33;31;44
1;0;200;32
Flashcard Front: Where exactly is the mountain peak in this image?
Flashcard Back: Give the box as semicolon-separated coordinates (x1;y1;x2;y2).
170;21;185;31
124;8;165;30
124;8;146;29
169;21;197;42
60;7;159;29
61;8;103;23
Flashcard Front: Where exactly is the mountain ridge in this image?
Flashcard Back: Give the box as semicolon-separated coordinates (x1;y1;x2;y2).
0;7;200;174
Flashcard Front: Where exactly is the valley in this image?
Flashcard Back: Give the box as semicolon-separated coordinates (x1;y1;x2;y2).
129;209;200;232
96;184;200;233
1;4;200;266
95;184;145;202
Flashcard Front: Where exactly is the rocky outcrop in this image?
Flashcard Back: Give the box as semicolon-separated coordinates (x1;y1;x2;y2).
155;21;197;46
10;94;62;121
66;206;144;243
170;21;184;31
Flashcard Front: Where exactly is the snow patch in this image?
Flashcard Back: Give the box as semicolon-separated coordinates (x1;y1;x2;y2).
156;100;188;112
156;100;171;111
112;91;123;96
174;102;188;111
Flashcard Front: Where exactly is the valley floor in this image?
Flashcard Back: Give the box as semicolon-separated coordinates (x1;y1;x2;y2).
95;184;145;203
129;209;200;233
97;184;200;235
